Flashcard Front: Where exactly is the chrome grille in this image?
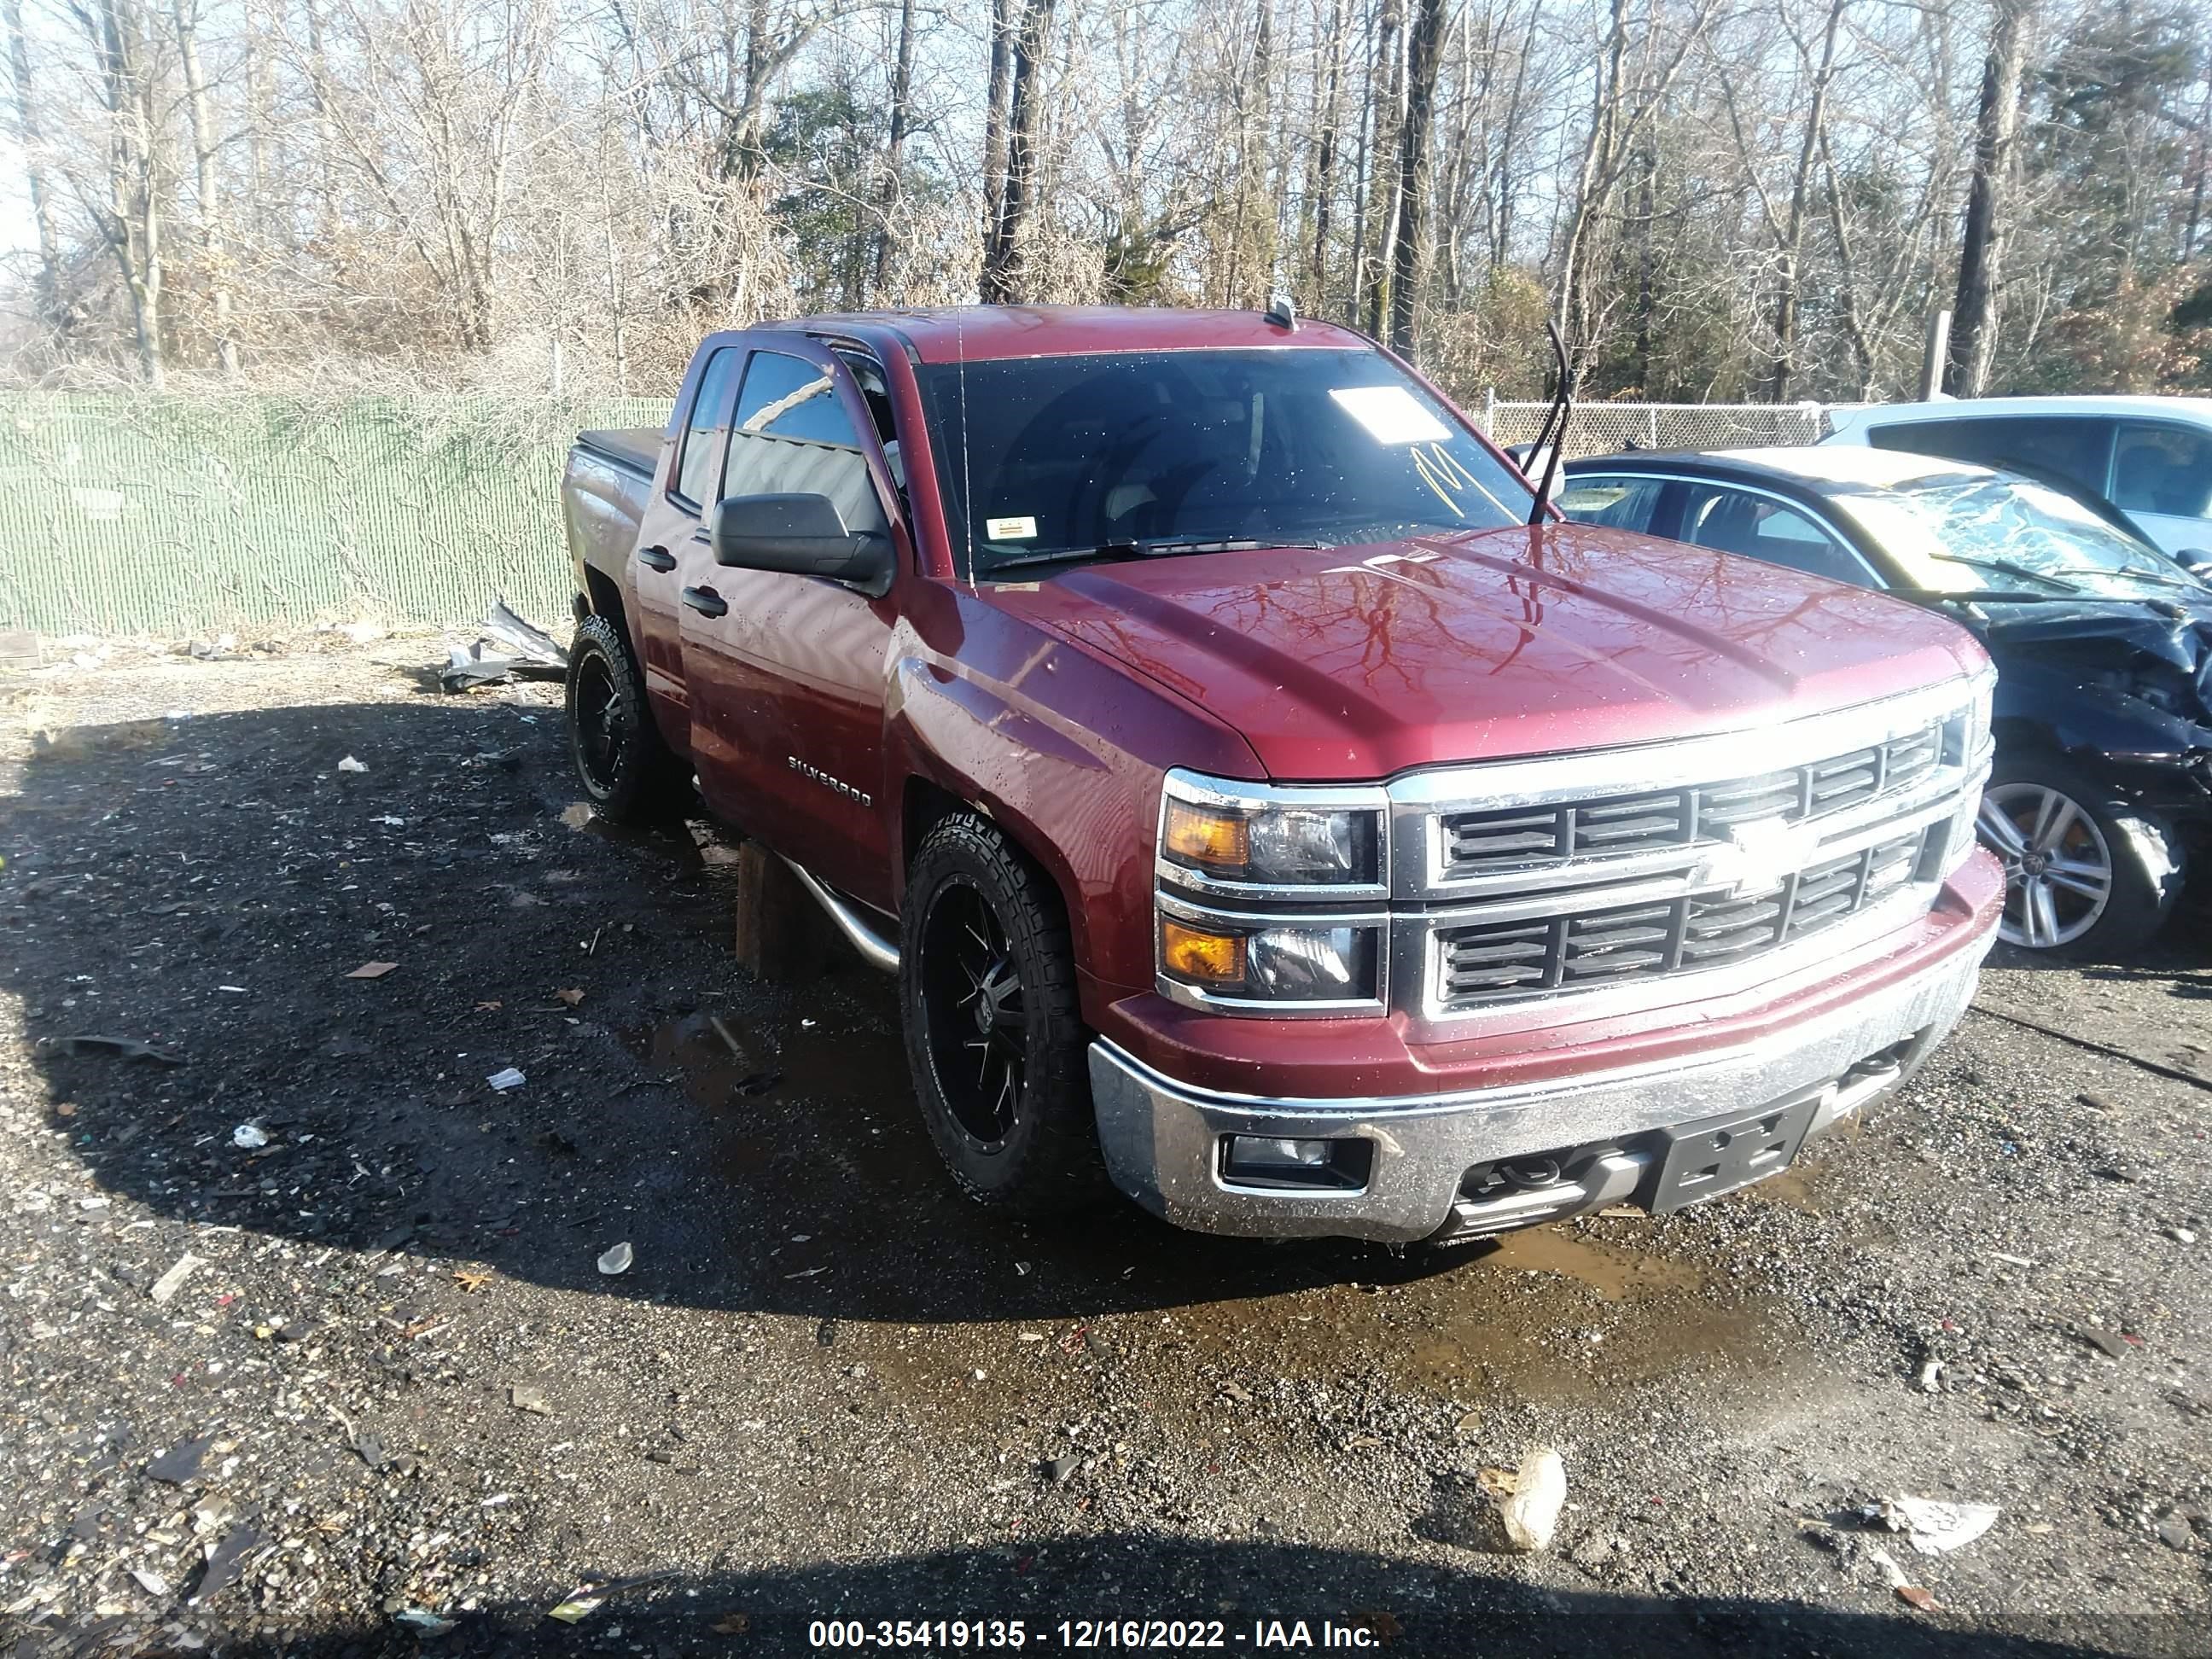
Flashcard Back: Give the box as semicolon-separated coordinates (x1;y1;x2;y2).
1441;723;1946;878
1438;828;1932;1007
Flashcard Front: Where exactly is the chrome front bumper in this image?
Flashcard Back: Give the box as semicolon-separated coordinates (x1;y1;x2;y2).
1086;940;1990;1243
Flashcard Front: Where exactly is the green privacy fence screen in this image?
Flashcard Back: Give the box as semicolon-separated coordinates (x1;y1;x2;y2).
0;393;675;637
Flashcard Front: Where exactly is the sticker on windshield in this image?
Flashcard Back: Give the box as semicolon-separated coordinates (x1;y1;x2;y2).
986;515;1038;540
1330;386;1451;445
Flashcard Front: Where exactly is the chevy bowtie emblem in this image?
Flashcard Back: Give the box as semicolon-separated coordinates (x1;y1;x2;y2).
1703;817;1814;894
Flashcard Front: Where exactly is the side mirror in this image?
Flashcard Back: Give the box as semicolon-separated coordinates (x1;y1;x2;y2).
2174;548;2212;579
711;492;894;597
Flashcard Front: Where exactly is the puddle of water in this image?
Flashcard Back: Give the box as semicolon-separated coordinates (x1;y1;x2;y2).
1480;1225;1707;1301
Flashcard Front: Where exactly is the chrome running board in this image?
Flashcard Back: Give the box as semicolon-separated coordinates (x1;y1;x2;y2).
780;857;900;973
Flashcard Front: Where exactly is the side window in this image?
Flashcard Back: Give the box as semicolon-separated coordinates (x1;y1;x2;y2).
1679;486;1872;587
1868;416;2115;500
723;351;888;535
672;346;740;508
1557;475;1666;533
2111;423;2212;521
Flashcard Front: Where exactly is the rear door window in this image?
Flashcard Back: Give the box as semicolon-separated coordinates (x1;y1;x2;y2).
1866;416;2116;502
722;351;888;535
672;346;741;508
2110;422;2212;522
1678;486;1874;586
1557;475;1667;533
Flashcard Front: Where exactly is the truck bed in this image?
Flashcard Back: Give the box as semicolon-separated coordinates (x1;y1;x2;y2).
562;428;661;592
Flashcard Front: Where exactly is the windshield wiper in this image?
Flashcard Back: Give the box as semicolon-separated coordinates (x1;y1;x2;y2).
981;535;1328;576
1923;553;2081;592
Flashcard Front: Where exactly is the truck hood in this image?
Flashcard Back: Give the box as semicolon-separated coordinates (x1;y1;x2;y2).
991;523;1987;781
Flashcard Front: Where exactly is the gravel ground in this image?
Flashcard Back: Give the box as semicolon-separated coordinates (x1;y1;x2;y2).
0;635;2206;1659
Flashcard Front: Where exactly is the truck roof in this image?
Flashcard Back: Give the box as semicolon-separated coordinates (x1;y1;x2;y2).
758;305;1375;364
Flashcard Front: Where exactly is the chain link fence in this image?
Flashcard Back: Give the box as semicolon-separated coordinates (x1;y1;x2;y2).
0;393;672;638
1480;398;1832;457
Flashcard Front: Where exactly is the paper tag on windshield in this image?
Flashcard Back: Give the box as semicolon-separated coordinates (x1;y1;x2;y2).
986;515;1038;540
1331;386;1452;445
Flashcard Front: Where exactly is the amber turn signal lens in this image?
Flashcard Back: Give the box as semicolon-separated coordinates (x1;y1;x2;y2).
1160;919;1246;985
1163;799;1249;870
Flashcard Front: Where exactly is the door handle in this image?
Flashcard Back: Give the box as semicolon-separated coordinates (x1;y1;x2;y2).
638;544;677;573
682;586;728;618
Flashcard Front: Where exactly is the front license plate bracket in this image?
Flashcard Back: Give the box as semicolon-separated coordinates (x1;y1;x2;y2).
1645;1090;1824;1214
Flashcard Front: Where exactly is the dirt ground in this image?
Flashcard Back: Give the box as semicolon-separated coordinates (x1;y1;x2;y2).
0;635;2206;1659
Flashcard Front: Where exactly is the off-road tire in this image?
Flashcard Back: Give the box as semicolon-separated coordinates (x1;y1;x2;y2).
565;613;687;824
899;813;1109;1218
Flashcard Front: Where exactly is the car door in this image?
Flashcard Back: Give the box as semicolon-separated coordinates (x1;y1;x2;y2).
2109;420;2212;557
674;343;905;906
631;343;743;745
1674;483;1883;587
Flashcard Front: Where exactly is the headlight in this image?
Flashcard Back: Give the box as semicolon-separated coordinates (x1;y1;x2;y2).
1157;772;1388;893
1158;916;1379;1004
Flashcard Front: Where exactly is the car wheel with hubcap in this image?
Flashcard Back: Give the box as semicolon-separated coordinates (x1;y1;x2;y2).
900;812;1108;1216
1976;758;2180;956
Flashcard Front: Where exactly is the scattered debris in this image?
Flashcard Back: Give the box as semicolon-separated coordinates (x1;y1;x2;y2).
1044;1455;1079;1483
2156;1517;2193;1550
1916;1358;1944;1393
2170;1227;2198;1245
148;1252;206;1304
1869;1494;2000;1555
2070;1324;2132;1361
554;987;585;1006
129;1565;172;1597
547;1590;605;1623
393;1607;456;1637
486;1067;527;1091
710;1612;752;1635
46;1033;183;1066
509;1384;551;1416
147;1434;213;1486
346;961;398;980
231;1123;268;1150
441;601;569;692
1896;1583;1939;1612
597;1241;634;1276
1498;1448;1567;1553
336;754;368;773
188;1526;262;1604
454;1268;492;1293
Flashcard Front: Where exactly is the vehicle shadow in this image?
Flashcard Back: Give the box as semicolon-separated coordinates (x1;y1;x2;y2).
7;700;1481;1327
78;1540;2180;1659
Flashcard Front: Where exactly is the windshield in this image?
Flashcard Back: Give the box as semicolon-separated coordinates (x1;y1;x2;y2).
1831;475;2197;598
916;348;1530;576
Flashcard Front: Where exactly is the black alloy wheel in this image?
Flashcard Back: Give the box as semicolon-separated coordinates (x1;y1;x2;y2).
917;878;1028;1147
899;812;1109;1216
564;613;687;824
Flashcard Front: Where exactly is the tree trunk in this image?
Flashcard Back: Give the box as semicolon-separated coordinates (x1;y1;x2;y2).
1766;0;1845;400
981;0;1016;260
873;0;917;294
172;0;236;377
981;0;1054;304
1386;0;1447;355
2;0;67;334
1308;0;1345;308
1363;0;1405;337
1948;0;2029;398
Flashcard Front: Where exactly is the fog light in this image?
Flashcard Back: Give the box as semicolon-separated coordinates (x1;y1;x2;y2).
1220;1133;1373;1190
1240;1137;1331;1169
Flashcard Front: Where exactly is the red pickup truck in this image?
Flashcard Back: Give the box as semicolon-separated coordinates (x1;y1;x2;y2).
558;306;2003;1244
